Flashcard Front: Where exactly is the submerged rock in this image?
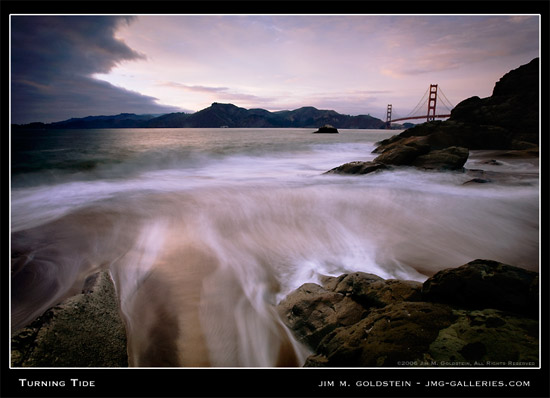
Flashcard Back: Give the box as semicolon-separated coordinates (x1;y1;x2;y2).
324;161;388;175
463;178;492;185
277;259;539;367
11;271;128;367
313;124;339;134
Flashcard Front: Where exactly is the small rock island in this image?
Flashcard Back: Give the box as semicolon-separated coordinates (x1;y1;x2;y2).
313;124;339;134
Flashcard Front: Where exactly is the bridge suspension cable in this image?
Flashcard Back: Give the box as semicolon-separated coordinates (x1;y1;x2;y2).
438;87;455;113
385;83;454;129
405;87;429;118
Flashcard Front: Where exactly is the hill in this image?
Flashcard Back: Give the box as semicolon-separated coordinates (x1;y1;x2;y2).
13;104;385;130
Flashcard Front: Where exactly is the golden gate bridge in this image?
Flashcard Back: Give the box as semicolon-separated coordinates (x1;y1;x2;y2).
386;84;455;129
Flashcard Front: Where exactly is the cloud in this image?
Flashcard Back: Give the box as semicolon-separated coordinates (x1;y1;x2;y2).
158;81;278;109
157;79;390;115
11;16;182;123
299;90;392;116
378;16;539;78
12;76;182;123
218;92;276;105
158;82;229;94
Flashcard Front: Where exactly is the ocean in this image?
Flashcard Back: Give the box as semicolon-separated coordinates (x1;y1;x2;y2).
10;127;540;367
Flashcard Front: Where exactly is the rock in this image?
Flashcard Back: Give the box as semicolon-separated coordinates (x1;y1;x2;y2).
11;271;128;367
277;259;539;367
481;159;502;165
313;124;339;134
422;259;539;317
506;141;538;151
371;140;468;171
321;272;384;295
305;303;539;367
500;147;539;158
410;146;469;170
373;143;428;166
373;135;431;154
451;58;539;143
277;283;368;350
462;168;532;185
377;120;512;151
304;355;330;367
330;124;472;172
463;178;492;185
324;161;388;175
311;302;456;366
321;272;422;308
355;279;423;308
427;308;539;366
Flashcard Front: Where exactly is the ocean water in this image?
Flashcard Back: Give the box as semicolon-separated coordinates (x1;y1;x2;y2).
10;128;540;367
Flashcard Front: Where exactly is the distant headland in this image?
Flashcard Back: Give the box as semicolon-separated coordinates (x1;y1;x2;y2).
12;104;398;130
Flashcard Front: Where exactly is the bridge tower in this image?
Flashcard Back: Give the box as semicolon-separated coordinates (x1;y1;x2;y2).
427;84;438;122
385;104;392;129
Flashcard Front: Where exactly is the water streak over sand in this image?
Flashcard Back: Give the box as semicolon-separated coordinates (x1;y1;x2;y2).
11;179;538;366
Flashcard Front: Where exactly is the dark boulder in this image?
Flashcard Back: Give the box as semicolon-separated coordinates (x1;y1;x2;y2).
422;259;539;317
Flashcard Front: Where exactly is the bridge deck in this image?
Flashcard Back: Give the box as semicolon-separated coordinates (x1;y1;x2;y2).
390;114;451;123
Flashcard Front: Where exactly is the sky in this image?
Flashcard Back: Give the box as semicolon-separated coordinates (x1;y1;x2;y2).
10;14;540;124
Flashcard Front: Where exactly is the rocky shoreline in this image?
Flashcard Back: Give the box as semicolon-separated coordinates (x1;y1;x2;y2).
277;259;539;367
327;58;539;176
11;271;128;367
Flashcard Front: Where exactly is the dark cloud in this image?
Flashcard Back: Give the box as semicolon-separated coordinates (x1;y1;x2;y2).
11;16;181;123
